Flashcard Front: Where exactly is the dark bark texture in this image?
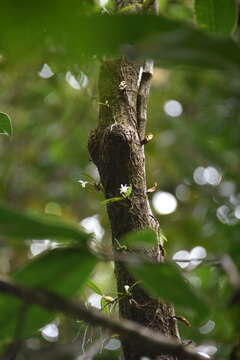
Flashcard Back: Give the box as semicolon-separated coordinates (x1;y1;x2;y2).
88;57;180;360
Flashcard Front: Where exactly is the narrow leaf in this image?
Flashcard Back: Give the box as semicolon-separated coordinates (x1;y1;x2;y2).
101;297;110;314
194;0;237;35
87;280;104;296
0;112;12;136
101;197;123;205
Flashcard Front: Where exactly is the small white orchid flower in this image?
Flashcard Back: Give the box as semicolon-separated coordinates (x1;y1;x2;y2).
120;184;129;195
78;180;88;188
120;184;133;198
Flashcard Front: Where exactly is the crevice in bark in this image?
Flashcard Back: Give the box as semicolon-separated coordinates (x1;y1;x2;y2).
88;57;180;360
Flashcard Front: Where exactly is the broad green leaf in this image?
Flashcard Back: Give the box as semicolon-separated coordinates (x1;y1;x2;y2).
122;229;156;248
1;7;240;73
0;112;12;136
0;204;90;247
128;261;210;323
137;26;240;73
0;247;97;341
194;0;237;35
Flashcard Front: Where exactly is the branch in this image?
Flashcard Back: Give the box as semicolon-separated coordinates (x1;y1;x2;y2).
0;280;208;360
137;60;154;141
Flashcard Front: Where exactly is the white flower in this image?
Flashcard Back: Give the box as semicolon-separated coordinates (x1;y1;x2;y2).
78;180;88;188
120;184;130;196
124;285;130;293
119;81;127;90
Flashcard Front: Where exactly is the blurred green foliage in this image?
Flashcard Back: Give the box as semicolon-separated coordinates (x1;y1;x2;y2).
0;0;240;359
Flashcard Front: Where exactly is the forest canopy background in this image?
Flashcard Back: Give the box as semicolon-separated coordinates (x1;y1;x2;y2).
0;0;240;359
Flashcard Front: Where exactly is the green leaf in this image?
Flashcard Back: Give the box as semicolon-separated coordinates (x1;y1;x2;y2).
122;184;132;198
87;279;104;296
101;197;123;205
101;297;110;314
94;350;119;360
1;8;240;73
102;185;133;205
128;261;210;323
0;112;13;136
0;203;90;247
137;26;240;73
122;229;156;248
194;0;237;35
0;247;97;342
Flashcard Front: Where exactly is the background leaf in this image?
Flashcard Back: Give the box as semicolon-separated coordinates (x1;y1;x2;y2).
122;229;157;248
1;6;240;72
194;0;237;35
0;0;240;355
128;261;210;324
0;247;97;341
0;204;90;247
0;112;12;136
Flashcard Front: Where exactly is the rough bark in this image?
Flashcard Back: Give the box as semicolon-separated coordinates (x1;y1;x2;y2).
88;56;180;360
88;3;179;357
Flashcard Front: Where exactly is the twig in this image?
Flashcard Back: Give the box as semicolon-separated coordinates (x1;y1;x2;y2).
137;60;154;141
0;280;209;360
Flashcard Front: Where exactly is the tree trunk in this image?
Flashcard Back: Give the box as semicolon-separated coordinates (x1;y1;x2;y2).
88;6;180;358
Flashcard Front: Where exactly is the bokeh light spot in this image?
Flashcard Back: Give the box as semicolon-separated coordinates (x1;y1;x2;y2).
196;345;217;357
164;100;183;117
66;71;88;90
193;166;221;186
199;320;215;334
40;323;59;342
234;205;240;219
203;166;222;186
175;184;190;201
30;239;50;257
172;250;189;269
189;246;207;268
152;191;177;215
219;181;235;197
38;64;54;79
80;215;105;242
104;338;121;351
88;293;102;309
99;0;109;6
